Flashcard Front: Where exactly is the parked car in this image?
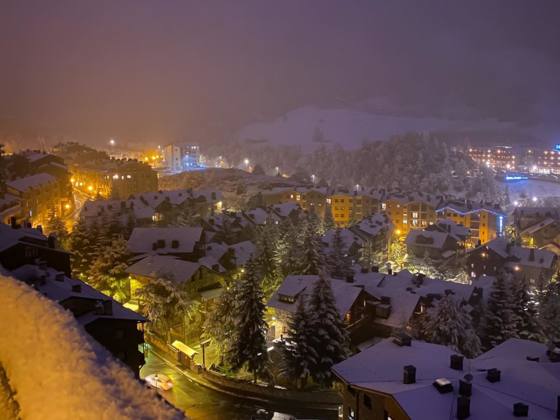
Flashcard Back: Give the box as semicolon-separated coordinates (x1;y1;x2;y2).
144;373;173;391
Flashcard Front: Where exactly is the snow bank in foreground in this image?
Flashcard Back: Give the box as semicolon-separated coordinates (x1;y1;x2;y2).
0;274;184;420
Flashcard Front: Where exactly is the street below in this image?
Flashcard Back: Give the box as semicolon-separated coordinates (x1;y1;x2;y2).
141;351;338;420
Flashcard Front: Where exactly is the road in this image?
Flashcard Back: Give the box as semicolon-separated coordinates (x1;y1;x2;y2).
140;352;338;420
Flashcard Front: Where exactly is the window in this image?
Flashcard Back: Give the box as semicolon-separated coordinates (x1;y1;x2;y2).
381;202;386;210
363;394;372;409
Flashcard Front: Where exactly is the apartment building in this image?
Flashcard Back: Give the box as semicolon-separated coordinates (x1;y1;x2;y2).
378;191;440;237
329;190;379;227
468;146;517;170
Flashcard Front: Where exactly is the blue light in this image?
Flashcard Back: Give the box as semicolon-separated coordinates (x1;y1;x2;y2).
555;144;560;152
505;174;528;181
498;215;504;236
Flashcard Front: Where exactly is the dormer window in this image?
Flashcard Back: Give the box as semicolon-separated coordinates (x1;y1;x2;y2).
278;294;296;304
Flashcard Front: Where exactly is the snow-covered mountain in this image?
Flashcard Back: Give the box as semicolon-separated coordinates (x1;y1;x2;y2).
237;105;515;150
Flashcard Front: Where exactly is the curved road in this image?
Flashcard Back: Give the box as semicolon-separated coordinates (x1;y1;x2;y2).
141;352;338;420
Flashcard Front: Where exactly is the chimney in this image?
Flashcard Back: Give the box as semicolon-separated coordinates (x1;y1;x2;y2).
403;365;416;384
102;300;113;316
486;368;501;383
513;402;528;417
459;378;472;397
371;265;379;273
10;216;17;229
71;284;82;293
345;275;354;283
457;396;470;419
529;248;535;262
360;266;369;273
47;234;57;249
450;355;464;371
55;273;65;282
433;378;453;394
387;268;393;275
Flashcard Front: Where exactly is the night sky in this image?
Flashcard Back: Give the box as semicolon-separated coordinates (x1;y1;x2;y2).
1;0;559;146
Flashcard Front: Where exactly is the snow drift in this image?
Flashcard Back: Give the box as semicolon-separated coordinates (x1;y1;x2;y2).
0;274;183;420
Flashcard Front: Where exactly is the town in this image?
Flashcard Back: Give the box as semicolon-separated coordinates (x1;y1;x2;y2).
1;133;559;419
2;2;560;420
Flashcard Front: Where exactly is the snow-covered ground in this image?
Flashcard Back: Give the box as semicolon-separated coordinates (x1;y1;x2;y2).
0;274;184;420
500;179;560;202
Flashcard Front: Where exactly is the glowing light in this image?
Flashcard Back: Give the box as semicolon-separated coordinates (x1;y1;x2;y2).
109;139;116;146
532;196;538;202
64;204;71;210
243;158;250;166
396;229;402;235
513;201;519;206
87;185;93;191
514;265;521;272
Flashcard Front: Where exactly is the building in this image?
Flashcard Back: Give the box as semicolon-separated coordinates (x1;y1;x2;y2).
125;254;225;302
0;194;21;224
436;199;505;245
468;145;517;170
267;275;373;342
333;337;560;420
162;144;202;173
329;189;379;228
467;237;558;285
127;226;206;261
248;186;329;219
0;222;146;376
405;229;459;260
70;158;158;199
378;191;441;237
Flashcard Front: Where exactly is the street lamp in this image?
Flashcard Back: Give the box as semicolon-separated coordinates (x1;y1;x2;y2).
244;158;250;166
109;139;116;147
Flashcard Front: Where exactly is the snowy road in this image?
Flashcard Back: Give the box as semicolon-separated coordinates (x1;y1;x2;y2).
141;352;338;420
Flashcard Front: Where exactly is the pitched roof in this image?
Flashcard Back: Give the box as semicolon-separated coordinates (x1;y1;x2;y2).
406;230;452;250
125;255;201;284
333;338;560;420
7;173;57;192
0;223;48;253
127;226;203;254
268;275;363;319
484;238;556;269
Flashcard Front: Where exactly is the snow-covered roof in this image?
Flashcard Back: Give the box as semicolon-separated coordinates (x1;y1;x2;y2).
127;226;203;254
352;213;392;238
437;199;504;216
242;207;280;225
7;173;57;192
520;218;558;236
333;338;560;420
406;230;452;250
0;223;48;252
10;264;145;323
484;238;556;269
229;240;256;265
352;270;475;328
271;202;301;218
268;275;363;319
322;228;362;250
126;255;201;284
428;219;470;241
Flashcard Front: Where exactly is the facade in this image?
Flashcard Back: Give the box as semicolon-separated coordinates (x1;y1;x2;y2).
127;226;206;261
70;158;158;199
436;200;505;246
405;229;459;260
379;192;440;237
333;338;560;420
467;238;558;285
329;190;379;227
248;186;329;219
468;145;517;170
162;144;201;173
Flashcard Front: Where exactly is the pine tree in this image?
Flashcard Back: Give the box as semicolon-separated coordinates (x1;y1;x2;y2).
423;293;481;357
280;219;304;275
323;206;335;232
45;209;69;248
136;275;189;343
88;236;130;301
327;228;353;279
483;274;518;349
255;217;282;297
227;258;268;383
282;298;317;389
511;277;544;342
539;280;560;341
204;281;241;354
69;217;93;279
300;219;324;275
307;275;349;387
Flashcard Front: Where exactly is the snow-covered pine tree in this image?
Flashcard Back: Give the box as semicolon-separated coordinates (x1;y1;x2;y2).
423;293;481;357
323;206;335;233
136;275;189;343
227;258;268;383
307;275;349;387
282;298;317;389
482;273;518;349
538;279;560;341
204;281;241;354
88;236;131;301
511;277;544;342
69;217;93;279
281;219;304;275
255;217;282;297
300;218;324;275
45;209;69;248
327;228;353;279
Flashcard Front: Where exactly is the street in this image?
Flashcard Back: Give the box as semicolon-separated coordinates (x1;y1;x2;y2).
140;351;338;420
